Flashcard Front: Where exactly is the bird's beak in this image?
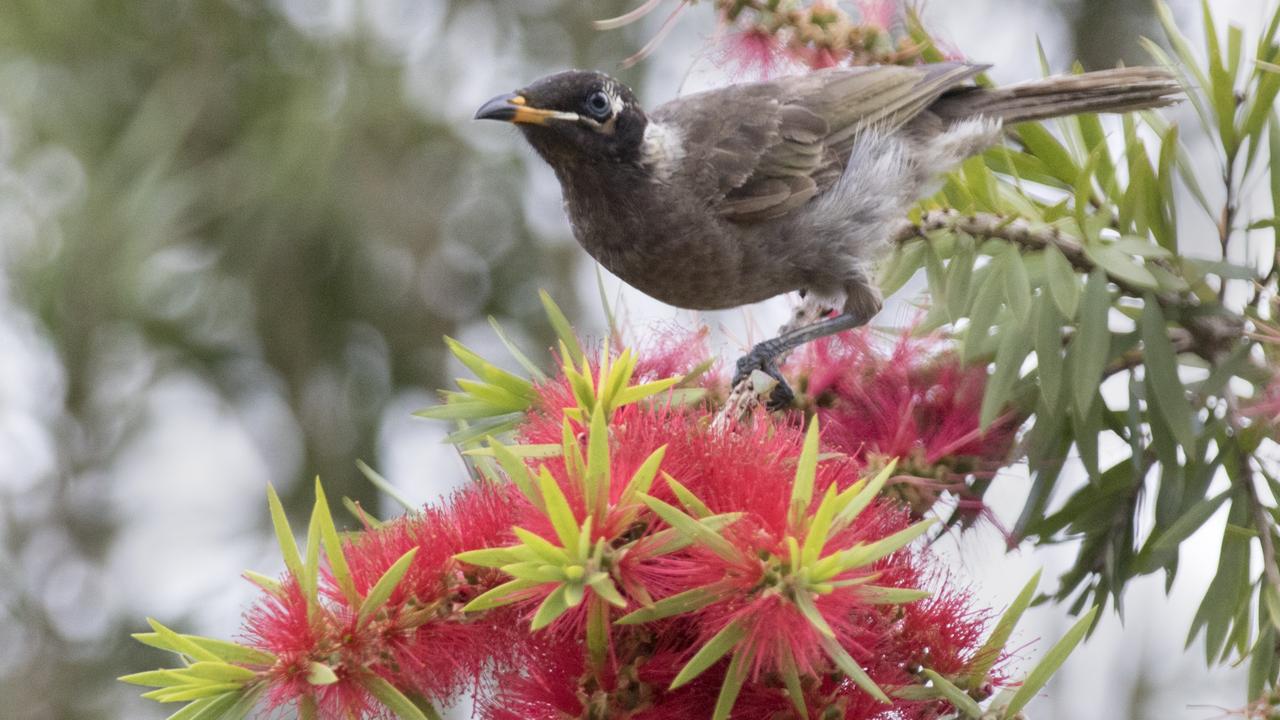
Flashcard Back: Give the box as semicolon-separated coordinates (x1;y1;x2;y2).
474;92;579;125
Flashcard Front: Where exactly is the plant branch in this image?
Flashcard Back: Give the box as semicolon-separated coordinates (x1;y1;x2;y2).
894;210;1247;362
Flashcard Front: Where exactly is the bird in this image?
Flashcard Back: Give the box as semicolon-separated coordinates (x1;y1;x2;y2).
474;63;1180;408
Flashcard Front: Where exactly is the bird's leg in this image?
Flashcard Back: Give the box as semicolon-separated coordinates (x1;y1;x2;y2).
732;310;868;410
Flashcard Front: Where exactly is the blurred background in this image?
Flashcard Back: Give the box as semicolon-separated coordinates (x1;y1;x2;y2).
0;0;1272;717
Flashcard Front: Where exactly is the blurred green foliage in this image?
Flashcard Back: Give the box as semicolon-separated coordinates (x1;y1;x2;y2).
0;1;638;717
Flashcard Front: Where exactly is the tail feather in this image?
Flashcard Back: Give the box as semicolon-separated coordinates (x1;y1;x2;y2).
931;67;1182;125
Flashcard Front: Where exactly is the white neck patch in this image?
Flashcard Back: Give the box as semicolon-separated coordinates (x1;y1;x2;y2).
640;121;684;182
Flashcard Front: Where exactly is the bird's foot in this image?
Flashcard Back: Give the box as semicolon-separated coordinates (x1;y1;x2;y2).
732;340;795;411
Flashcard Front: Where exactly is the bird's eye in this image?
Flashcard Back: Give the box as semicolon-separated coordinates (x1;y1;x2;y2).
585;91;612;119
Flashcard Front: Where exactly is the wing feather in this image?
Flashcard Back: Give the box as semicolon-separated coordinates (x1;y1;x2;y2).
651;63;986;222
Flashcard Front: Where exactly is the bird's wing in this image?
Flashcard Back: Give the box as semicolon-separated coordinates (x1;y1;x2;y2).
651;63;986;222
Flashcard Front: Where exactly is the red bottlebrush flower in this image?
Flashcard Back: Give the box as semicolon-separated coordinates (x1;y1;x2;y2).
631;323;716;387
718;26;791;80
245;484;529;717
855;0;899;30
244;583;379;719
800;329;1018;475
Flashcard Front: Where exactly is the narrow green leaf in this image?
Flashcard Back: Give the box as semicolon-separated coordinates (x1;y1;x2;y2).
309;480;359;607
855;586;932;604
1002;247;1032;320
358;548;419;624
530;584;572;630
968;571;1040;687
642;495;740;562
712;649;752;720
1140;298;1196;453
306;662;339;686
981;314;1029;430
831;459;897;535
512;527;570;564
361;674;432;720
922;670;983;718
794;588;836;638
265;484;305;593
662;473;713;519
1004;606;1099;717
790;418;822;527
487;316;548;381
617;583;730;624
671;618;747;689
584;403;610;518
618;446;667;509
539;290;584;366
1043;244;1079;319
778;647;810;719
145;619;221;663
460;578;541;613
1069;269;1111;419
802;485;841;566
821;635;889;703
538;468;581;551
355;460;416;514
454;545;530;568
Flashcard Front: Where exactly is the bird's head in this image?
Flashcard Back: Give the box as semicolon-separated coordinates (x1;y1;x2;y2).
474;71;647;167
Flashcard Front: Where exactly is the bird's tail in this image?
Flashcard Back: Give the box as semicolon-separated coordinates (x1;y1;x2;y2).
932;67;1182;125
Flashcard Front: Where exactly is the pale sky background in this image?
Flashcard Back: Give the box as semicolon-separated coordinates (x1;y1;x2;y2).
1;0;1277;718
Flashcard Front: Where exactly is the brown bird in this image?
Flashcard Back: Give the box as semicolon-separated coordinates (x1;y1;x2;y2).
475;63;1180;407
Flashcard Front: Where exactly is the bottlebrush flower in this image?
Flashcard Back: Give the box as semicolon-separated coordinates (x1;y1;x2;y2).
240;481;531;718
615;418;942;719
798;330;1018;511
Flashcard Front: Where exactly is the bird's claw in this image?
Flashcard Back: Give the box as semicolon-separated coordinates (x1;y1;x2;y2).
732;350;795;411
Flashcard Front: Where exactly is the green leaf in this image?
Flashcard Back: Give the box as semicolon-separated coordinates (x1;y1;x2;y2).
306;662;339;686
1002;247;1032;321
584;403;610;518
1069;269;1111;419
1043;244;1079;319
512;527;570;564
790;418;822;527
820;635;889;703
854;586;932;604
538;468;581;551
921;670;982;718
1034;292;1065;412
358;548;418;624
879;239;927;296
309;480;359;606
616;582;731;624
1015;122;1079;185
815;519;935;580
671;618;747;689
487;316;548;381
539;290;584;366
144;619;222;663
530;584;572;630
460;577;541;613
642;495;739;562
1135;489;1230;573
712;649;752;720
793;588;836;638
1140;298;1196;454
1004;606;1099;717
662;473;713;520
778;647;810;719
265;484;305;597
981;314;1029;430
968;571;1040;687
131;633;273;667
360;674;434;720
618;446;667;510
1084;243;1158;290
355;460;416;514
